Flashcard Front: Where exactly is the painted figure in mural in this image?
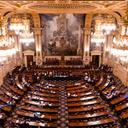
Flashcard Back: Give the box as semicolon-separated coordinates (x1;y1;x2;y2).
48;39;54;53
59;37;67;48
54;37;60;48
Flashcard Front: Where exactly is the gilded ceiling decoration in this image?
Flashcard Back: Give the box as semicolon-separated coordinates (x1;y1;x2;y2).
0;1;126;15
30;4;95;9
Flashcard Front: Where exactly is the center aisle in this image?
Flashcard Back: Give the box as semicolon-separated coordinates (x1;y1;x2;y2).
57;81;68;128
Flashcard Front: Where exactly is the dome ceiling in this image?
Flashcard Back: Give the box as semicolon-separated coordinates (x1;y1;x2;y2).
0;0;126;15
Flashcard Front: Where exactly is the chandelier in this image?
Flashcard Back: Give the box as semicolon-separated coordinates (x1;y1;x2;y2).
91;15;106;45
113;2;128;48
0;35;14;49
19;17;34;46
101;15;116;35
91;32;105;45
110;48;128;70
0;15;15;50
9;14;25;35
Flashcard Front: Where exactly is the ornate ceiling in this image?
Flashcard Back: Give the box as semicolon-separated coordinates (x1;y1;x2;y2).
0;1;126;16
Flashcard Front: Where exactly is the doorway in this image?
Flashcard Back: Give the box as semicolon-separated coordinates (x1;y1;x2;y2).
26;55;33;67
23;50;35;67
92;55;100;67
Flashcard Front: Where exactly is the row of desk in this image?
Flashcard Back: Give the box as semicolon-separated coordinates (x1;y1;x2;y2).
1;69;125;127
96;73;128;126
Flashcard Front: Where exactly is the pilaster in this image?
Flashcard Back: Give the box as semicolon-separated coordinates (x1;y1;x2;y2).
83;14;92;65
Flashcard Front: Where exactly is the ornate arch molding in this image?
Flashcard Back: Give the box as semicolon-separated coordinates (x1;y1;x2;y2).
108;12;122;26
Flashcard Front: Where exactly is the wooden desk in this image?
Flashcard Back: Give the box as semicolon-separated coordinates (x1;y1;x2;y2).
16;110;57;120
2;106;12;112
16;82;27;91
20;105;58;113
36;85;59;90
31;88;59;93
121;111;128;119
95;76;105;87
69;111;109;119
68;104;105;113
66;85;89;91
27;121;56;127
115;102;128;111
69;118;114;127
0;88;19;100
67;96;97;102
24;100;59;107
2;85;20;97
0;101;12;111
68;100;101;107
0;95;10;103
67;81;84;87
111;95;127;105
68;91;93;98
99;82;110;91
28;91;59;98
67;88;91;93
4;82;24;95
12;118;57;127
24;95;58;102
103;86;115;94
9;85;24;95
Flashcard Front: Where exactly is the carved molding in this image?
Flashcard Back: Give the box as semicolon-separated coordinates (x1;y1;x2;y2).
0;1;126;15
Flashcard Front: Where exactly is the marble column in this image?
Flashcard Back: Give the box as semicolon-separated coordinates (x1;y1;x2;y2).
83;14;92;65
34;29;42;66
83;32;90;65
103;34;113;66
32;14;42;66
77;25;82;55
14;35;22;66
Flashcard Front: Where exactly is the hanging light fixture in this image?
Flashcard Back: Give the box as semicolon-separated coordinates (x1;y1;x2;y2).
91;14;106;45
111;2;128;69
101;15;116;35
119;3;128;48
0;14;15;50
0;35;14;48
19;16;34;46
0;14;16;64
113;1;128;48
9;14;25;35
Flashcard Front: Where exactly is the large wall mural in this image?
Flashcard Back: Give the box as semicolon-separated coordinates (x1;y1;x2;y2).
40;14;85;56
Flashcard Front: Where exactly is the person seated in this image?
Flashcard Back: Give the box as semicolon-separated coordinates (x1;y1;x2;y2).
20;120;30;128
34;112;41;120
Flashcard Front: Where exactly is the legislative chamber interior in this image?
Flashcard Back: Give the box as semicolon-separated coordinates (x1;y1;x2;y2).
0;0;128;128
